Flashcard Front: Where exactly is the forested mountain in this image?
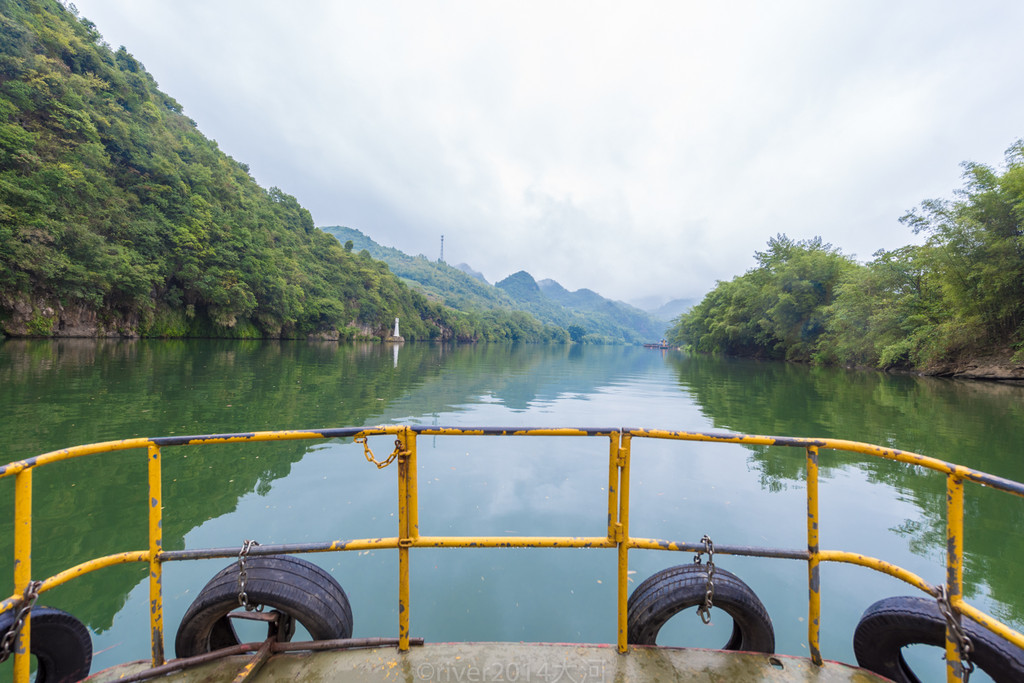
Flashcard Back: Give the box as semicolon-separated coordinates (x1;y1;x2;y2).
322;226;668;343
0;0;574;343
322;226;519;312
670;143;1024;375
537;278;669;338
498;271;666;342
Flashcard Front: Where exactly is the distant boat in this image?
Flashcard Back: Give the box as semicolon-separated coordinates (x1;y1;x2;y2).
644;339;671;349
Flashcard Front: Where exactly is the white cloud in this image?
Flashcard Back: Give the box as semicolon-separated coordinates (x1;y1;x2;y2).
71;0;1024;304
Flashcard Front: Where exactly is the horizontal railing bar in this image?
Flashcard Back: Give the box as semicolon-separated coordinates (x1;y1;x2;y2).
412;426;620;437
413;536;614;548
160;536;857;560
956;596;1024;651
41;550;150;592
628;540;942;594
160;538;401;561
0;540;946;617
0;428;402;479
629;428;819;448
628;538;809;561
817;550;935;594
0;437;155;478
1;551;150;615
7;426;1021;497
628;429;1024;498
161;536;619;560
149;427;378;447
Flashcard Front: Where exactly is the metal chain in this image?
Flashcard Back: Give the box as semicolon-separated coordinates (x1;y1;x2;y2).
237;539;263;612
0;580;43;664
937;586;974;682
357;436;404;469
694;535;715;624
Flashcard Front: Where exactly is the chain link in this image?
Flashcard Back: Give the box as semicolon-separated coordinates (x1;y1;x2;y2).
357;436;405;469
237;539;262;612
694;535;715;624
0;580;43;664
937;586;974;681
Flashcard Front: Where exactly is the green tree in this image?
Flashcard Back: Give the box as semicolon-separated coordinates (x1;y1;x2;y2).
0;0;570;343
675;142;1024;371
899;141;1024;351
816;245;943;368
670;235;854;361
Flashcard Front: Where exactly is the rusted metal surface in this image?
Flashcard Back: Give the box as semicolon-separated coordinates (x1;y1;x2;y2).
945;475;967;681
84;638;425;683
628;538;809;559
85;642;891;682
11;468;31;681
806;445;822;667
398;430;411;652
615;433;631;654
148;443;165;666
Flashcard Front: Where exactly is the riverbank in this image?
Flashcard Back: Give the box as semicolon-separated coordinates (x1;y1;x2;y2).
924;350;1024;381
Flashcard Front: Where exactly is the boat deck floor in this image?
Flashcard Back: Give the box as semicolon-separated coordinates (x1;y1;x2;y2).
85;642;889;682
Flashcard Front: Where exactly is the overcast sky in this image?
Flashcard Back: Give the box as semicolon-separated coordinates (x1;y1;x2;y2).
70;1;1024;308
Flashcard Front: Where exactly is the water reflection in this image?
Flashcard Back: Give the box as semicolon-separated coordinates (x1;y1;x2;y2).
667;352;1024;628
1;340;1022;677
0;341;662;628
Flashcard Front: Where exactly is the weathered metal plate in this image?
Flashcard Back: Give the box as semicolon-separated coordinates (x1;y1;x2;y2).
85;642;889;682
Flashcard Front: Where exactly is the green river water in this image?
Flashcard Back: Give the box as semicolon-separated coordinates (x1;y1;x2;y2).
2;339;1023;681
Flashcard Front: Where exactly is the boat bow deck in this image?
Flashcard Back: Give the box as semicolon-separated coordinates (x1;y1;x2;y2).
85;642;889;682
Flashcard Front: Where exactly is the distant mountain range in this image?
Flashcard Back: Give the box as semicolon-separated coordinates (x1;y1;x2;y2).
321;227;669;343
649;298;695;321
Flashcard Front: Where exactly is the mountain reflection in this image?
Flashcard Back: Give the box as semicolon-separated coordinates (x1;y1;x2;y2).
2;340;1023;661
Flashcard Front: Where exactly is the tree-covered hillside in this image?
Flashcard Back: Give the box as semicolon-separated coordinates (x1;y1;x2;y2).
536;278;667;340
0;0;563;343
324;226;667;344
670;142;1024;373
322;226;518;312
496;271;664;343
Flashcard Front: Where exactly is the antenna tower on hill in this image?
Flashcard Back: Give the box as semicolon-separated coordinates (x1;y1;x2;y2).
439;234;445;263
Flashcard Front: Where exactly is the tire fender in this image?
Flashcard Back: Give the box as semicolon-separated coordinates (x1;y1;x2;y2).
174;554;353;658
0;606;92;683
627;564;775;652
854;595;1024;683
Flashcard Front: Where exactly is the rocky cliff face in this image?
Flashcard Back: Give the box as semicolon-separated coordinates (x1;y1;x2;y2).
0;296;410;341
926;351;1024;381
1;296;138;337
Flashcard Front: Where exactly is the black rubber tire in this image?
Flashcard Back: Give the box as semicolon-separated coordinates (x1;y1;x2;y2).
0;606;92;683
174;554;353;658
854;595;1024;683
627;564;775;652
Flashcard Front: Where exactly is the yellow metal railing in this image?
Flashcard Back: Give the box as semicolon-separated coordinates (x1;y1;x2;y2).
3;426;1024;683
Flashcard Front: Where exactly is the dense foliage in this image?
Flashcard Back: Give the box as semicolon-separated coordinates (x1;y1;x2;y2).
322;226;519;312
321;227;569;342
537;278;665;340
0;0;564;343
325;226;667;344
670;235;855;360
670;143;1024;370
